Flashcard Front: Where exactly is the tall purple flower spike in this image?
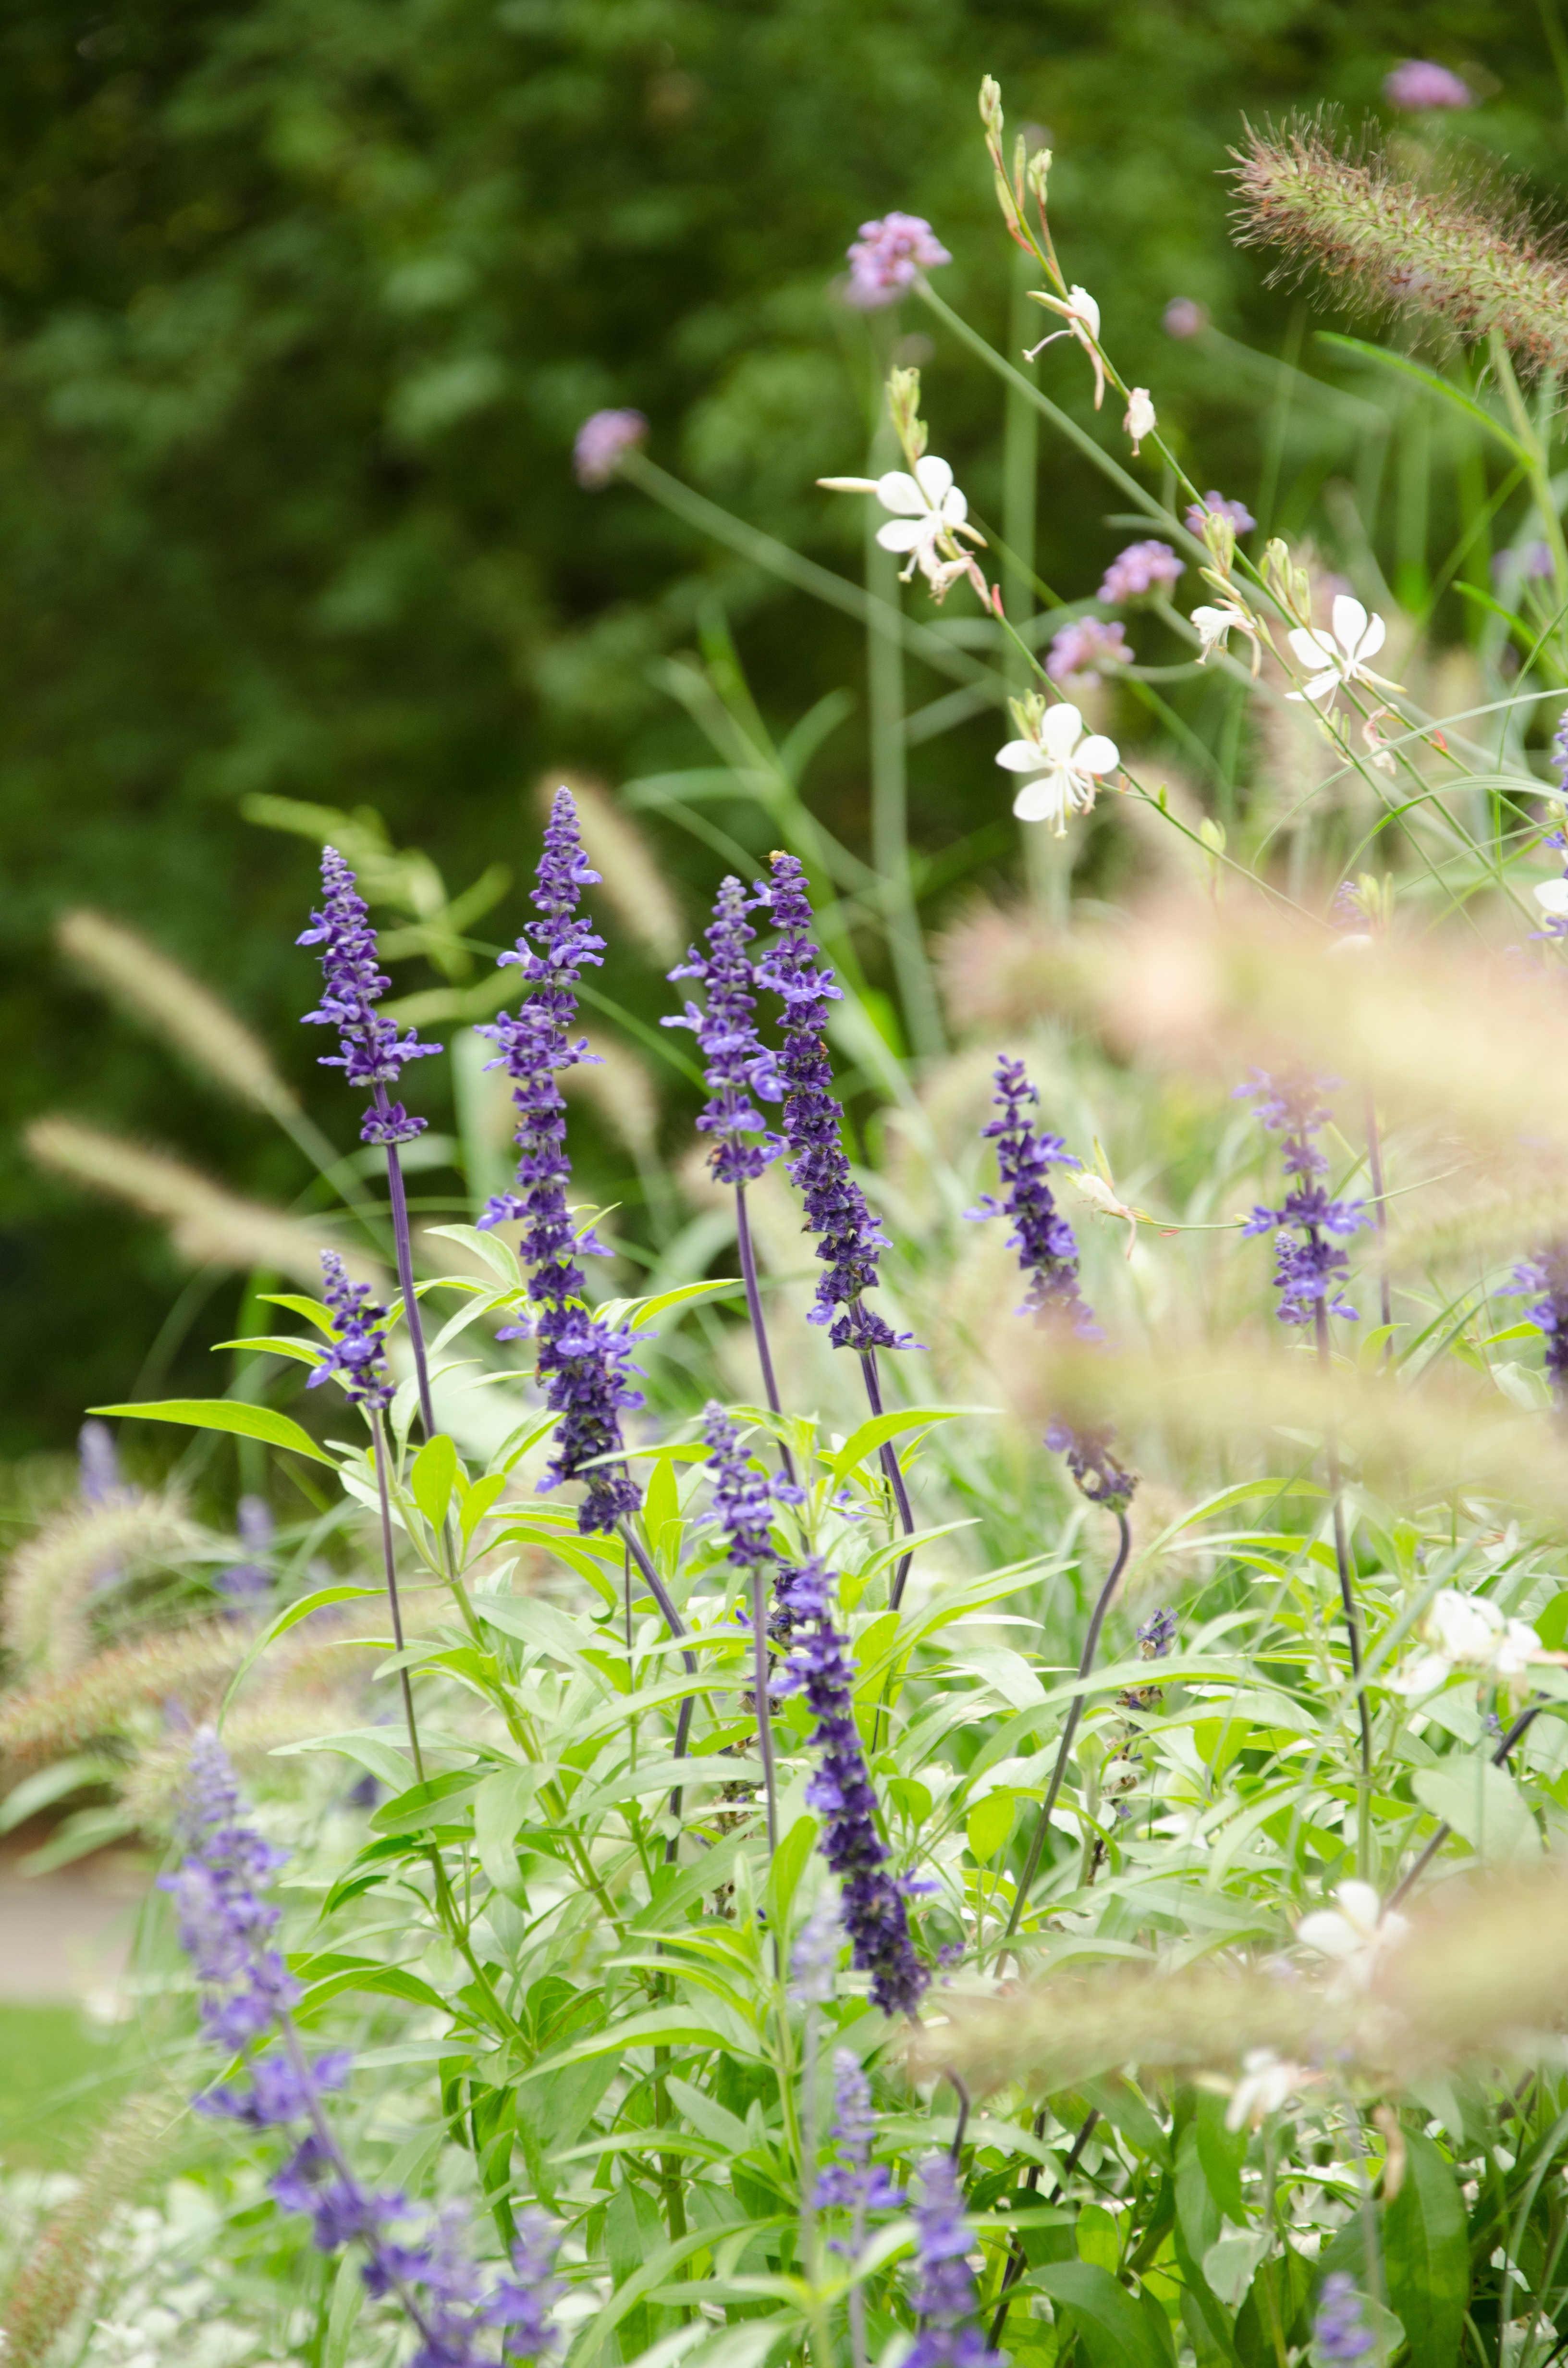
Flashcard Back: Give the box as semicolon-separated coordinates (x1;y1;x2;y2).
479;788;643;1534
756;855;911;1353
165;1731;565;2365
904;2152;1003;2368
815;2049;904;2223
664;876;783;1184
299;848;441;1146
1238;1070;1369;1325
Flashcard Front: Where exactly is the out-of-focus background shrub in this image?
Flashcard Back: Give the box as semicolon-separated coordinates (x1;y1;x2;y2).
2;0;1561;1450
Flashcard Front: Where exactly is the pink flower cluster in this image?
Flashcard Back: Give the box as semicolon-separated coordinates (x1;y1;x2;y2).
844;213;951;310
1098;541;1184;603
573;408;648;488
1384;60;1471;110
1184;492;1256;535
1046;617;1131;684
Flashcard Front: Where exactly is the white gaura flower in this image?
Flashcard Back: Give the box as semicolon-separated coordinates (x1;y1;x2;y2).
1192;598;1264;677
996;700;1120;836
1286;595;1397;706
1225;2048;1317;2133
818;455;987;603
1391;1586;1563;1698
1024;284;1105;407
1123;386;1156;455
1297;1880;1409;1994
1534;878;1568;920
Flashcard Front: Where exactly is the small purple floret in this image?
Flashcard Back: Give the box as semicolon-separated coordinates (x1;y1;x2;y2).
310;1250;395;1413
844;213;951;309
1237;1070;1369;1325
1098;541;1184;602
299;848;440;1144
1045;617;1131;684
814;2048;903;2230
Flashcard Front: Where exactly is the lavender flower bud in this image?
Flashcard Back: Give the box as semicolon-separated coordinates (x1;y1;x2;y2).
1045;617;1131;685
1237;1069;1370;1326
1184;492;1255;536
1384;59;1471;110
664;877;783;1185
789;1896;843;2007
299;848;440;1143
309;1250;395;1413
77;1418;125;1506
1312;2273;1374;2361
814;2048;903;2222
755;854;913;1352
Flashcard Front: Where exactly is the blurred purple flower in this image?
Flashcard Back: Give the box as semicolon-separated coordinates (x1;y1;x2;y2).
1185;492;1256;536
844;213;951;309
905;2153;1002;2368
1098;541;1184;602
1505;1243;1568;1400
1045;617;1131;684
815;2048;903;2228
573;408;647;487
218;1493;275;1609
1313;2273;1375;2360
1238;1070;1370;1325
1163;297;1209;338
1384;60;1471;110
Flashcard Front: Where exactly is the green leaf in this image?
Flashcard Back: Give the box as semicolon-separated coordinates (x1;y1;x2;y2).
826;1405;973;1484
323;2251;364;2368
89;1398;336;1465
1315;334;1529;464
474;1764;537;1903
217;1586;382;1727
1411;1760;1543;1867
410;1433;459;1530
424;1223;522;1283
966;1790;1017;1863
0;1756;121;1835
459;1471;508;1546
212;1333;327;1367
1383;2125;1467;2368
1034;2263;1172;2368
297;1964;452;2017
259;1292;334;1334
768;1813;819;1932
600;1276;745;1327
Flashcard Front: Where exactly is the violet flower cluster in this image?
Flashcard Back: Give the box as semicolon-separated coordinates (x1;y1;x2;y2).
1184;492;1255;536
165;1732;564;2368
1098;540;1184;602
773;1552;931;2018
1312;2273;1375;2361
904;2153;1002;2368
480;789;643;1533
299;848;441;1145
1506;1243;1568;1400
814;2048;903;2233
844;212;951;309
1238;1070;1369;1325
311;1250;396;1414
665;876;783;1184
1046;617;1131;684
755;854;910;1352
703;1399;798;1585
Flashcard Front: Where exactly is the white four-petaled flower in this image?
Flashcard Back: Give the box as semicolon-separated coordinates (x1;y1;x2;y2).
1191;599;1264;677
1286;595;1395;706
818;456;986;603
1024;284;1105;407
996;702;1120;836
1297;1879;1409;1994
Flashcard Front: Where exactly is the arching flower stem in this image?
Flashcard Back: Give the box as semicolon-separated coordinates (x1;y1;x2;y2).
1003;1507;1132;1946
858;1346;917;1611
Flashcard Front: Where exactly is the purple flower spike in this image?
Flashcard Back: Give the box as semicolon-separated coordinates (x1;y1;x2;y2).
310;1251;395;1414
299;848;441;1145
755;854;913;1352
159;1728;299;2054
968;1057;1096;1336
1237;1070;1369;1325
664;876;784;1184
481;789;643;1533
1313;2273;1375;2361
1505;1243;1568;1400
773;1554;930;2018
815;2048;904;2228
904;2153;1003;2368
1043;1418;1137;1508
703;1400;797;1578
844;213;951;309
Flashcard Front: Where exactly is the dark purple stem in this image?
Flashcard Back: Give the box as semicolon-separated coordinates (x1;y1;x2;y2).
858;1347;917;1610
375;1085;436;1441
620;1524;697;1861
735;1184;797;1486
1004;1510;1131;1943
369;1407;425;1785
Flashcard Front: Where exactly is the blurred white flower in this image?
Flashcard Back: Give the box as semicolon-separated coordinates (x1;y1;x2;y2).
818;455;987;603
1286;596;1396;706
1298;1879;1409;1992
1024;284;1105;407
1192;598;1263;677
996;700;1120;836
1069;1167;1140;1258
1123;386;1156;455
1534;879;1568;919
1391;1586;1556;1698
1225;2047;1316;2132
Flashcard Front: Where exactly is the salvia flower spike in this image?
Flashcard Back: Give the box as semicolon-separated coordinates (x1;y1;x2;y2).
310;1250;395;1413
1238;1069;1370;1325
904;2151;1003;2368
165;1732;565;2365
482;788;643;1534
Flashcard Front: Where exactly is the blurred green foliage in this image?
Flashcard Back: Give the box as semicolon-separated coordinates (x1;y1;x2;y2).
2;0;1563;1449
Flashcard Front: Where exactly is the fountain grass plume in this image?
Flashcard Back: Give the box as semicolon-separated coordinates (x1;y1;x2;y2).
0;2093;172;2367
1;1492;200;1675
1231;115;1568;379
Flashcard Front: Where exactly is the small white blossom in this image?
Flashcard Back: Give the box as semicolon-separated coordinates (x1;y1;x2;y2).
1391;1586;1559;1698
1225;2048;1316;2132
1534;879;1568;919
1191;599;1264;677
1068;1169;1140;1258
1122;386;1156;455
818;455;987;603
1297;1879;1409;1993
1024;284;1105;407
1286;595;1396;707
996;700;1120;836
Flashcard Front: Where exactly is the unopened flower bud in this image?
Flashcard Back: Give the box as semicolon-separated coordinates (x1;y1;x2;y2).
886;365;927;462
992;167;1022;236
1200;510;1237;575
1026;147;1052;208
979;74;1004;138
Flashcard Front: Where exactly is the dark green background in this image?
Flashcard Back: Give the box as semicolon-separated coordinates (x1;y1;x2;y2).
3;0;1561;1452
